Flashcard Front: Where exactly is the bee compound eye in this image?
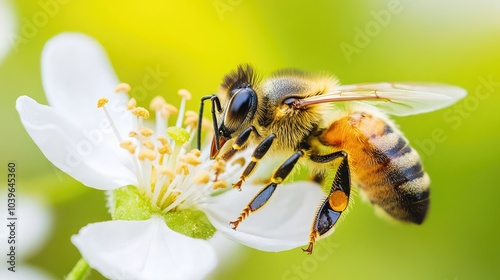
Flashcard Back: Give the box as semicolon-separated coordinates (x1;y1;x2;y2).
225;87;257;131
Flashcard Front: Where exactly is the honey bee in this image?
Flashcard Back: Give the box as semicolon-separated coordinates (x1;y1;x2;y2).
197;64;466;253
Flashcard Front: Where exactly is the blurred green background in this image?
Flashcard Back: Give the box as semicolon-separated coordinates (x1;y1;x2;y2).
1;0;499;279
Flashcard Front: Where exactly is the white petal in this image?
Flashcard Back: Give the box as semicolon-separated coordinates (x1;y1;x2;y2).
72;217;217;280
0;0;15;62
16;96;137;190
207;232;244;275
202;181;327;252
41;32;132;138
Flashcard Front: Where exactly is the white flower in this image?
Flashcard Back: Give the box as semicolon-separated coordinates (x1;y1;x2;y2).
16;33;326;279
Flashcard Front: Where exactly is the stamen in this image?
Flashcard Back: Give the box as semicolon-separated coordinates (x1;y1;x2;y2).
139;128;154;137
176;163;189;175
138;149;156;161
120;141;137;154
150;96;167;137
191;149;201;157
129;131;138;137
178;89;192;100
157;137;172;155
127;98;137;110
115;83;131;93
164;104;179;116
159;166;175;179
150;96;167;111
97;98;122;142
211;159;226;175
175;89;191;128
132;107;150;119
181;152;202;166
157;136;172;165
213;180;228;190
97;98;109;108
142;140;155;150
193;171;210;184
100;95;145;190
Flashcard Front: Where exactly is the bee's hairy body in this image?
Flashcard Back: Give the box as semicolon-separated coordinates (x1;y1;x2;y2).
224;69;429;224
200;64;464;253
321;111;430;224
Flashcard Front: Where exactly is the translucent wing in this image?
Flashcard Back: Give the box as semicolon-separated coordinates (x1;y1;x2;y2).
295;83;467;116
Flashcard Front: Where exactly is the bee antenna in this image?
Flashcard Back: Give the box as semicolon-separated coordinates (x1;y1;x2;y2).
198;94;222;150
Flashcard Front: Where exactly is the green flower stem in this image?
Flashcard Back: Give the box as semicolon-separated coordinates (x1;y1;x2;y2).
66;257;90;280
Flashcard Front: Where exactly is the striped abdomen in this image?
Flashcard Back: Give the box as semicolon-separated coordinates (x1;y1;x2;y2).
320;112;430;224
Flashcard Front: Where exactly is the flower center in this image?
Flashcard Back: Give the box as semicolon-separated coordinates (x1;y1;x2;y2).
97;84;251;239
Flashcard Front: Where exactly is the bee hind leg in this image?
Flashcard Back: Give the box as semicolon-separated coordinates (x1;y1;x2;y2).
230;150;304;229
304;151;351;254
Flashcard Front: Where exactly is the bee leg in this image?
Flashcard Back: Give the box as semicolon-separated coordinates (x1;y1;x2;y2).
212;126;256;181
303;151;350;254
198;94;222;150
232;133;276;190
230;150;304;229
219;126;258;162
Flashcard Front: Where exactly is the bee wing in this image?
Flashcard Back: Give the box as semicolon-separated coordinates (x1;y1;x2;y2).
297;83;467;116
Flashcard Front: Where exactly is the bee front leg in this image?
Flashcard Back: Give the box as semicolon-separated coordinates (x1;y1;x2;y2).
230;150;304;229
213;126;260;181
232;133;276;190
304;151;351;254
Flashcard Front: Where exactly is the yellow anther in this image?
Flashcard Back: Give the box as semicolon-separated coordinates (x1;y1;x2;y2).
115;83;131;93
178;89;192;100
132;107;150;119
157;136;172;155
213;180;228;190
176;163;189;175
193;171;210;184
127;98;137;110
120;141;136;154
150;96;167;111
159;166;175;180
97;98;109;108
211;159;226;174
157;136;168;145
181;153;202;166
142;140;155;150
158;144;172;155
129;132;139;138
183;110;199;127
165;103;179;115
139;128;154;137
138;149;156;161
190;149;201;157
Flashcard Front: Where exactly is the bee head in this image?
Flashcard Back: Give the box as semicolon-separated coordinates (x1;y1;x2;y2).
211;64;258;158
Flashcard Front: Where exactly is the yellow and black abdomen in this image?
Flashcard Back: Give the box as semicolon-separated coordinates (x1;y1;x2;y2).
320;111;430;224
